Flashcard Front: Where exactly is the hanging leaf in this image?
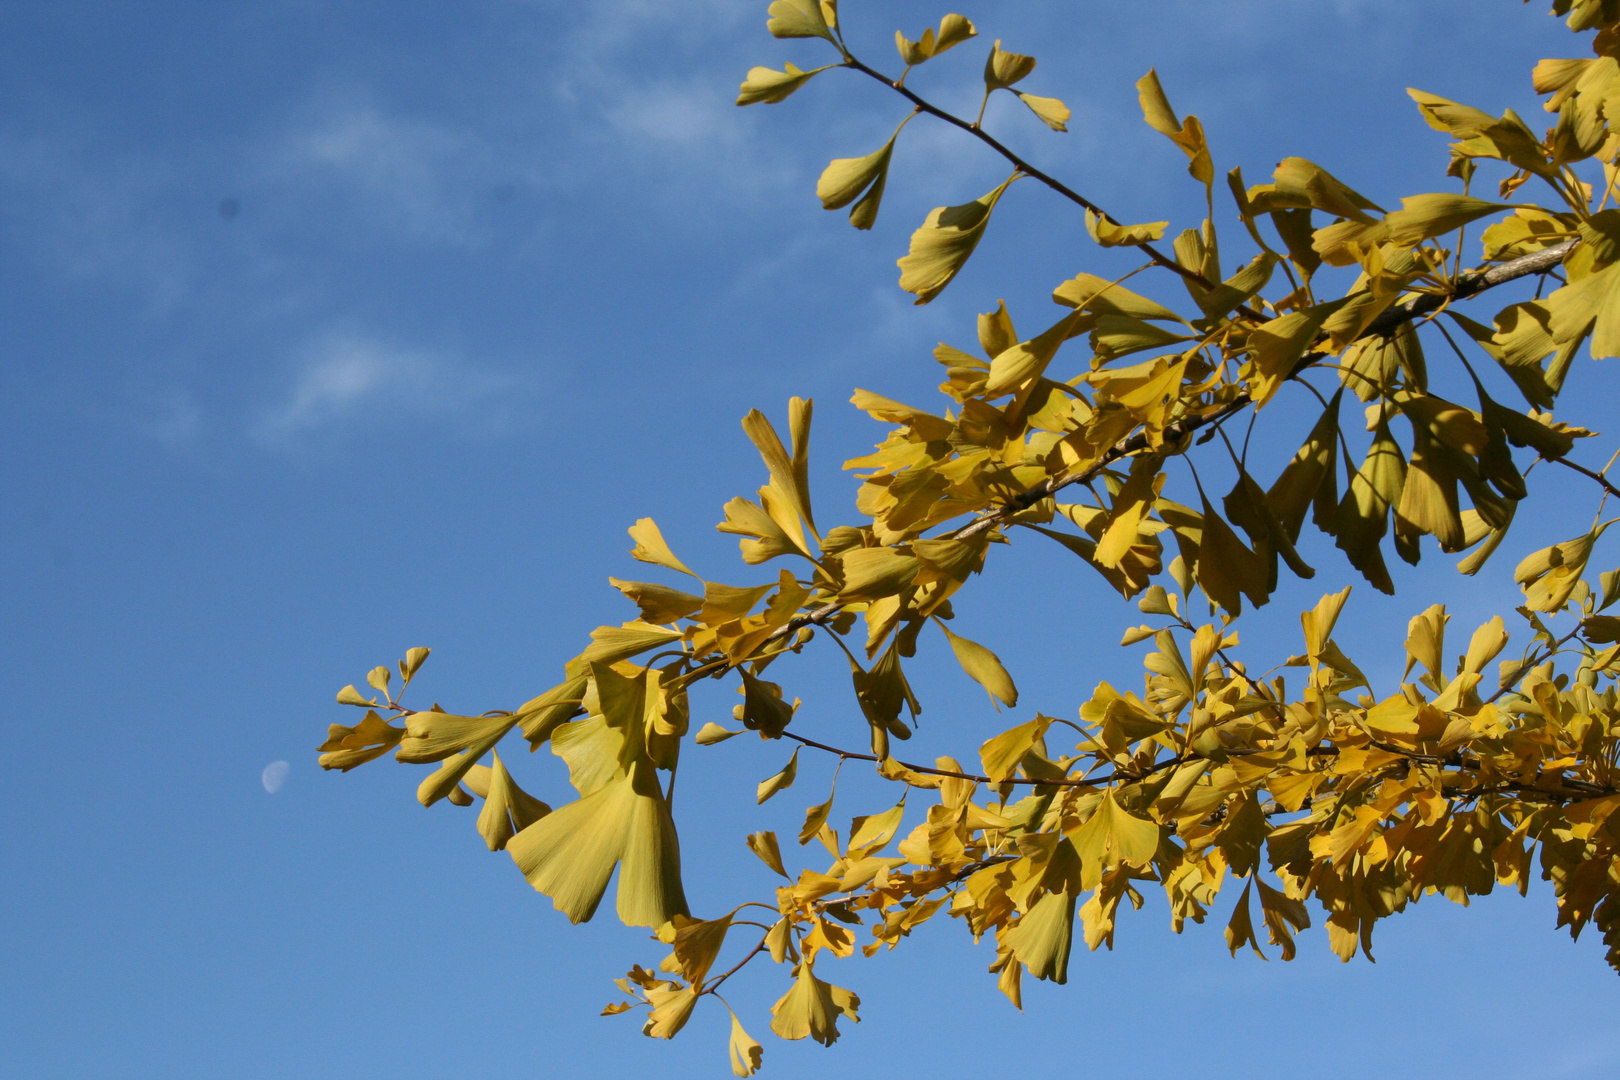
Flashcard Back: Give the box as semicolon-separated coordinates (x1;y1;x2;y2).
507;760;687;928
817;129;900;230
1017;92;1071;131
935;620;1018;707
897;175;1017;304
769;958;860;1046
757;748;800;803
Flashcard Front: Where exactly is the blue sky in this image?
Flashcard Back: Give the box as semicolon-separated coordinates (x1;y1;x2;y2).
4;2;1619;1077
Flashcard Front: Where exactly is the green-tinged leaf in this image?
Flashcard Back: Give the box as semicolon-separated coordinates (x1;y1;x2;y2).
1005;888;1076;983
574;623;684;672
757;748;800;803
1267;389;1341;542
740;669;797;738
897;175;1016;304
1052;274;1184;322
507;760;687;928
1516;523;1613;612
1548;261;1620;359
1196;494;1271;615
1246;300;1344;406
1385;194;1514;247
838;546;921;602
737;62;830;106
983;309;1090;397
936;620;1018;707
695;722;742;745
817;134;896;229
766;0;832;40
1334;422;1405;594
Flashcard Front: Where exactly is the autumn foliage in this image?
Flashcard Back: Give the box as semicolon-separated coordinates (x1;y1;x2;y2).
320;2;1620;1072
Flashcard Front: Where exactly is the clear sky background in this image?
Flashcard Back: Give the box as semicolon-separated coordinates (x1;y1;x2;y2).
4;2;1619;1078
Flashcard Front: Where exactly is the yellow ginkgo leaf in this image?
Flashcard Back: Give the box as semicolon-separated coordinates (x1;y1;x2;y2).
896;175;1017;304
757;748;799;803
765;0;832;40
1385;193;1515;246
507;760;687;928
1017;92;1070;131
979;715;1052;783
769;959;860;1046
1005;888;1076;983
728;1010;764;1077
746;830;789;878
936;620;1018;707
816;133;897;230
472;750;551;852
737;62;831;106
1085;207;1168;247
983;39;1036;91
642;984;698;1039
896;14;976;65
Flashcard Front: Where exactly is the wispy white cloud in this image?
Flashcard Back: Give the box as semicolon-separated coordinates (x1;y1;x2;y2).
268;97;494;246
255;329;522;445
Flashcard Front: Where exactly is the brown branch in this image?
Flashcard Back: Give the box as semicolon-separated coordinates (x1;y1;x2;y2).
1557;455;1620;500
699;932;771;995
779;728;1190;788
841;56;1212;292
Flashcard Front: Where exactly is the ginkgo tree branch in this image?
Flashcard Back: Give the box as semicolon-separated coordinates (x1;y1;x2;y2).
839;55;1211;291
763;236;1579;649
780;718;1616;800
1558;455;1620;500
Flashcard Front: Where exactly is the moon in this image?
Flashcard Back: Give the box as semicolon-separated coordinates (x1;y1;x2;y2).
262;760;290;794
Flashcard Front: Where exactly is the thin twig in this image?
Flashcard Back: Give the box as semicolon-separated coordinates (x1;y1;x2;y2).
841;56;1210;292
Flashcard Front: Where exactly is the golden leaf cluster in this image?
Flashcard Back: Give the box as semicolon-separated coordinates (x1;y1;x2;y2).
318;2;1620;1073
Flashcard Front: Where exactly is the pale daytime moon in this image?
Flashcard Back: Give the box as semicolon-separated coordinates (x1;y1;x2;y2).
261;760;290;794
